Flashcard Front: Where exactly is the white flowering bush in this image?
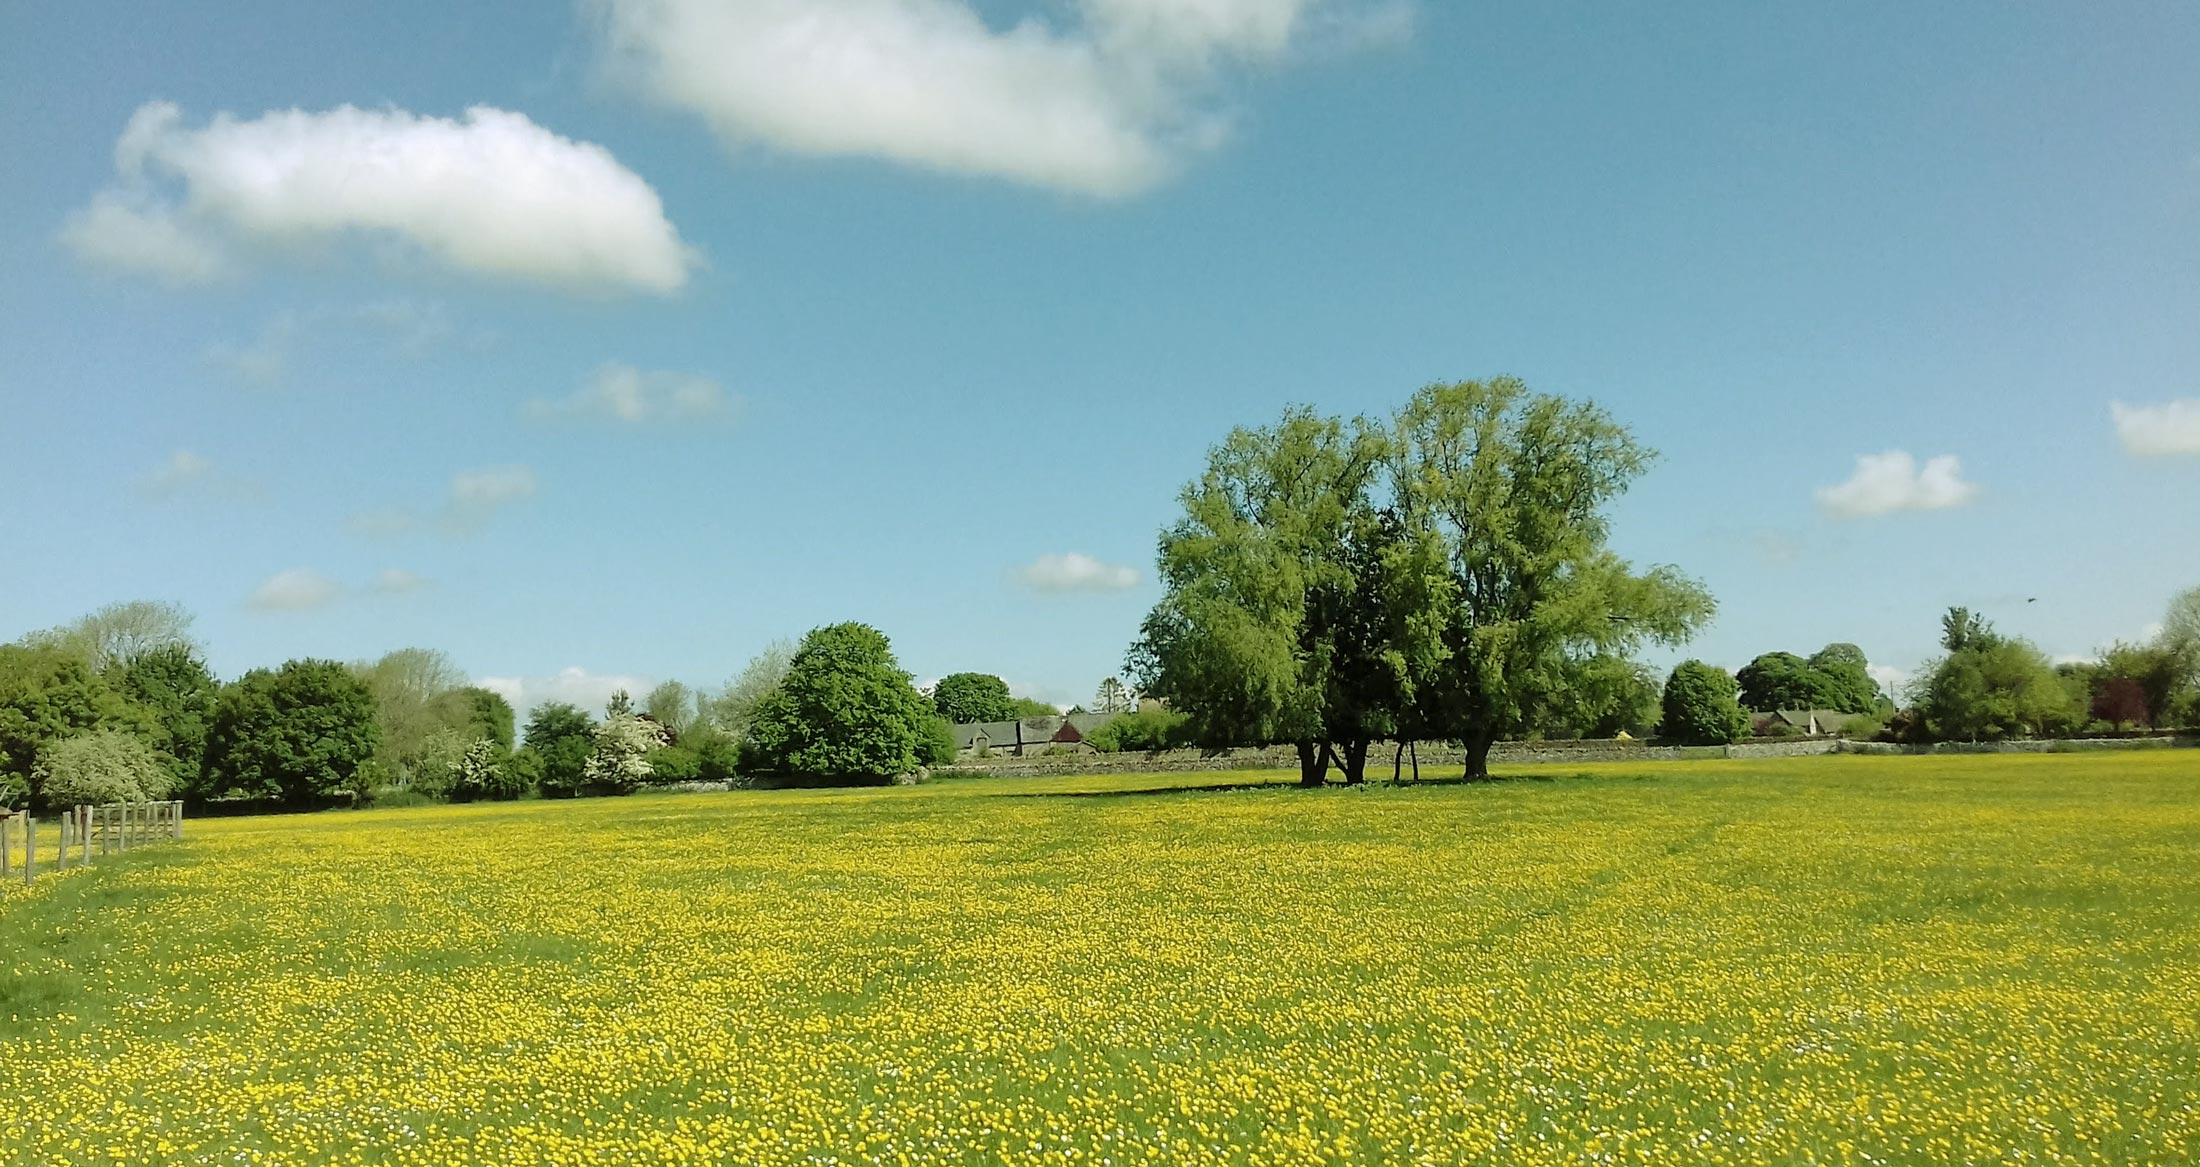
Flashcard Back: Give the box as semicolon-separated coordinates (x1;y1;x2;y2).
583;715;666;795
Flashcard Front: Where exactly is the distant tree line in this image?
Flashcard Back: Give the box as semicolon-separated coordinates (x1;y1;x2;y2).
0;605;1041;811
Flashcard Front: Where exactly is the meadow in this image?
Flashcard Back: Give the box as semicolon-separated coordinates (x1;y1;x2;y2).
2;752;2196;1166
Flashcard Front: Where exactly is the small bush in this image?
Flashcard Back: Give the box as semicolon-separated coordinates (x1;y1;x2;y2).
921;718;959;768
363;785;438;810
1085;709;1189;753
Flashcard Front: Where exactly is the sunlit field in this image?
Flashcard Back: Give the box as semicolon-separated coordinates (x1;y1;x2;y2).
3;752;2197;1165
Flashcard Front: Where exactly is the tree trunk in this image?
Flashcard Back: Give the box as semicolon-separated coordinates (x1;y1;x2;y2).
1392;740;1405;782
1340;738;1369;785
1410;740;1420;782
1296;740;1328;787
1463;727;1497;780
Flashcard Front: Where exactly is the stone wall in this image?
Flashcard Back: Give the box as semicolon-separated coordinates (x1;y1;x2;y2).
1834;736;2197;757
934;736;1850;779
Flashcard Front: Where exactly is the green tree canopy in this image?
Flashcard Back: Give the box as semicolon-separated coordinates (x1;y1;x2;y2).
447;686;515;752
0;642;149;807
1129;406;1395;784
111;643;219;789
1388;379;1715;777
932;673;1015;724
1736;652;1833;712
1805;643;1884;713
201;659;380;803
520;702;596;798
1920;638;2079;742
738;623;935;781
1661;661;1750;745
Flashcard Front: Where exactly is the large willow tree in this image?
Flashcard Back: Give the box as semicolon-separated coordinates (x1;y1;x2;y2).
1389;379;1714;777
1132;379;1714;783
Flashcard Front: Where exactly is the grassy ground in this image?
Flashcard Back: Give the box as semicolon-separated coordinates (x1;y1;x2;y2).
2;752;2197;1165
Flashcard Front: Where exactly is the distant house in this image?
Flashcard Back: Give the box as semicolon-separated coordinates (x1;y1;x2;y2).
1753;709;1847;737
954;712;1123;757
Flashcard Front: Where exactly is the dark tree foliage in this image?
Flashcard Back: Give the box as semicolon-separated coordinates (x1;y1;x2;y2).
450;686;516;751
0;643;149;807
2091;676;2150;730
738;623;936;781
1736;652;1833;713
521;702;596;797
112;643;220;790
1805;643;1884;714
932;673;1014;725
200;659;380;804
1660;661;1750;745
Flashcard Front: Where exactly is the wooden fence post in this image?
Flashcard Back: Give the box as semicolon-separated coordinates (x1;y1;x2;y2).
173;800;184;841
1;812;11;877
23;814;34;884
61;811;72;870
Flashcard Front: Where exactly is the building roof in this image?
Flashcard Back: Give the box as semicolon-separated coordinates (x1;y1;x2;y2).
952;712;1124;750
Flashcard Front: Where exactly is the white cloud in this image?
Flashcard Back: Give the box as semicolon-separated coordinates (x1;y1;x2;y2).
528;362;731;424
58;191;229;284
1866;664;1909;701
247;568;342;611
474;666;656;722
140;449;213;496
594;0;1404;197
348;464;538;539
1017;551;1139;592
371;568;430;594
63;101;694;294
138;448;259;502
1815;451;1978;519
2110;398;2200;456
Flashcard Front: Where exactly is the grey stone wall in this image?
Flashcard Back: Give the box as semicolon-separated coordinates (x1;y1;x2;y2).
933;736;1857;779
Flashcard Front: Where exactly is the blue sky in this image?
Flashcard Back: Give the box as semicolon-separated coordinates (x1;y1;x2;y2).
3;1;2197;713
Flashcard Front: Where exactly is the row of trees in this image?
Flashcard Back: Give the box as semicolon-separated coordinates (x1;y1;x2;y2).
0;602;997;810
1128;379;1716;784
1902;597;2200;742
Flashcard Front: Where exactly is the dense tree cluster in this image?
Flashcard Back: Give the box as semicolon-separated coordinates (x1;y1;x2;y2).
1130;380;1715;783
0;605;972;811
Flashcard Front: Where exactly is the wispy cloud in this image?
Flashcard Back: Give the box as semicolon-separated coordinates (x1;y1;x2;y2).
371;568;431;594
137;448;258;501
349;464;538;539
63;101;695;294
247;568;343;611
1016;551;1139;592
202;300;490;388
2111;398;2200;457
1815;451;1977;519
527;362;732;424
596;0;1409;197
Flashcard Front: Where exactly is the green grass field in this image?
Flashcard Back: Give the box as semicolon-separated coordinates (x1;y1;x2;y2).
3;752;2197;1165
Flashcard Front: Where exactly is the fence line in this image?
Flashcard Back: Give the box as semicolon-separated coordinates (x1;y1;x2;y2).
0;800;182;887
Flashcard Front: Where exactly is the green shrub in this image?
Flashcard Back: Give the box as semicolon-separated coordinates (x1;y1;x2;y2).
1085;709;1189;753
921;718;958;768
648;744;703;785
